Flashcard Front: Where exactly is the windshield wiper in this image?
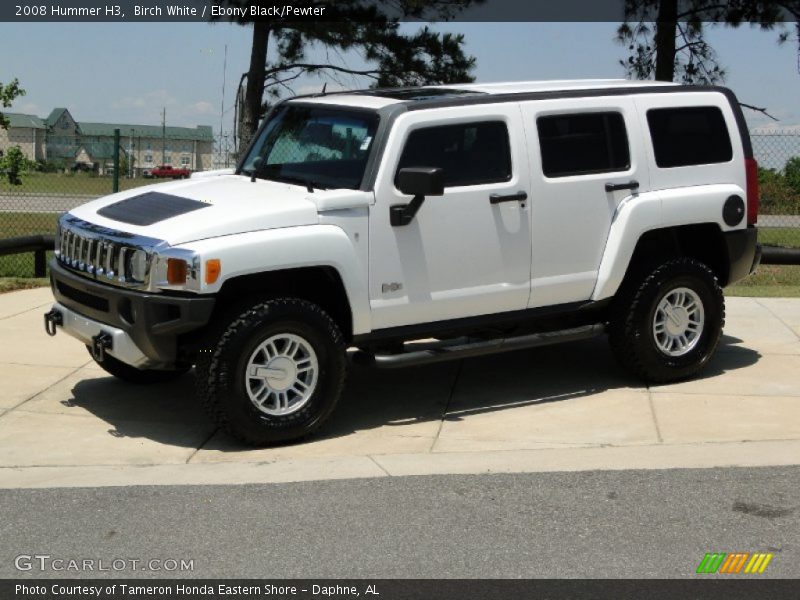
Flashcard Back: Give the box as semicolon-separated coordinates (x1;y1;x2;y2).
272;174;327;193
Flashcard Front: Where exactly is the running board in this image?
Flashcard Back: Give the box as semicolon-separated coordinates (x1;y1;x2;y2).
353;323;605;369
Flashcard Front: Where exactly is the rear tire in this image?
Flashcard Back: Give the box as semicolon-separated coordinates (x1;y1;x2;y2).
195;298;347;446
88;347;190;384
608;258;725;383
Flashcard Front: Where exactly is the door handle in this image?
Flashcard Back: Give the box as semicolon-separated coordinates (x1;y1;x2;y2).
490;191;528;204
605;180;639;193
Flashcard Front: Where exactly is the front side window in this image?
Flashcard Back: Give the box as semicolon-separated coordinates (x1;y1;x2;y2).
395;121;512;187
647;106;733;168
241;105;379;190
537;112;630;178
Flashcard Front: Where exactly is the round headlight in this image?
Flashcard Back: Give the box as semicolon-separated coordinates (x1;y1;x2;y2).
129;249;148;282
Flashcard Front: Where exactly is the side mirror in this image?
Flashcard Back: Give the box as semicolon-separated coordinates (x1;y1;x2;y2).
396;167;444;197
391;167;444;226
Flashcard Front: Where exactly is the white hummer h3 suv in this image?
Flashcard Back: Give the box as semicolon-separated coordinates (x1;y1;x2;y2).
45;80;761;445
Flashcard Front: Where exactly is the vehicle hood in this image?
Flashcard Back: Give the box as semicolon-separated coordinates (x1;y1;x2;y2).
68;175;323;246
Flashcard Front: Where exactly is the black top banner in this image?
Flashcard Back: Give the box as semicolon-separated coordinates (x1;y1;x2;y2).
2;0;797;23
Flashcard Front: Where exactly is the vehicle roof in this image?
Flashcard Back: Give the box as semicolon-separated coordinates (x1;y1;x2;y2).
285;79;683;109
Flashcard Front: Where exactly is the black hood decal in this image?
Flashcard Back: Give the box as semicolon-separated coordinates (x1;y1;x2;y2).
97;192;209;226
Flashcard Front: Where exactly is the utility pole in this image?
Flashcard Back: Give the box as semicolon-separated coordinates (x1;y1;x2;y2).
129;128;134;178
112;128;120;193
162;107;166;165
219;43;228;152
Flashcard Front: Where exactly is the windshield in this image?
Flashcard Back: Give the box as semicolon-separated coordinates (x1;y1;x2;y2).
240;104;380;190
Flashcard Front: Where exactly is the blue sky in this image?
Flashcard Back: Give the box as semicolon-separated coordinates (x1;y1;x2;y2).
1;21;798;134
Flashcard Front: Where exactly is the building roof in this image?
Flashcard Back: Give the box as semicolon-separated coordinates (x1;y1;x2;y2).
78;122;213;142
78;141;125;160
2;112;46;129
46;108;69;127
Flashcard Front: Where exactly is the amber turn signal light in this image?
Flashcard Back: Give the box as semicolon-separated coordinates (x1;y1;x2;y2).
166;258;188;284
205;259;221;284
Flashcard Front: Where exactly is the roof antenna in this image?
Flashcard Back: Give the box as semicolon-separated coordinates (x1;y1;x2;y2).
321;83;327;95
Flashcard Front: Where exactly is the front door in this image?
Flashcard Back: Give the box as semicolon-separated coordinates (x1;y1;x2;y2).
369;105;532;330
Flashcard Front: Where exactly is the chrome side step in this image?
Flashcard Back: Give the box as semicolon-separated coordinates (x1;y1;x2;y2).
353;323;605;369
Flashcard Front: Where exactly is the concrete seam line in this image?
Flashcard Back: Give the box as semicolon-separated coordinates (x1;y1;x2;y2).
0;359;93;418
185;428;220;464
429;360;463;453
753;298;800;343
2;443;800;489
0;302;54;321
646;386;664;443
367;455;392;477
3;438;800;471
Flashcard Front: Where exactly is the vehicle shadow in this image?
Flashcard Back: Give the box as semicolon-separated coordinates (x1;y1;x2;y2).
67;333;761;451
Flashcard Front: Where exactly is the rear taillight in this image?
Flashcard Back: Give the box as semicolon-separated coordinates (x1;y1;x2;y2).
745;157;759;226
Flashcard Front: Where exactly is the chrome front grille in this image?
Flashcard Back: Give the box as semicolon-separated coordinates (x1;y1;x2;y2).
55;217;160;288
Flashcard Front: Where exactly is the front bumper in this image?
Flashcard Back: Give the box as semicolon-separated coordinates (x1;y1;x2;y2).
48;259;215;367
724;225;760;286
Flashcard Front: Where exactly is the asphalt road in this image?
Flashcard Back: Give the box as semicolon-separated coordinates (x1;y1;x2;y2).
1;466;797;579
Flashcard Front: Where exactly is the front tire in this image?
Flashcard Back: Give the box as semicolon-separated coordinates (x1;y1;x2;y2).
608;258;725;383
196;298;347;446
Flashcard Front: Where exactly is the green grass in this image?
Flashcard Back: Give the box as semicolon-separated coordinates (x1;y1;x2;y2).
0;212;59;238
0;213;59;277
0;277;48;294
759;227;800;249
0;172;154;196
727;264;800;297
0;251;54;278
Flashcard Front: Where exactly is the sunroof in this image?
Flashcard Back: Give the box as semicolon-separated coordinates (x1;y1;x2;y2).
356;88;486;101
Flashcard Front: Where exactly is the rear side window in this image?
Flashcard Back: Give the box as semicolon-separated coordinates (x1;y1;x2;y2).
647;106;733;168
537;112;630;178
395;121;512;187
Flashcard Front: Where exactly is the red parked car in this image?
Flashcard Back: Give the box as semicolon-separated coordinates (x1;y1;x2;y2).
149;165;191;179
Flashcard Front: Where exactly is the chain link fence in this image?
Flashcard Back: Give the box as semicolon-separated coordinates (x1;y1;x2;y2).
212;131;237;170
0;170;157;277
2;128;799;277
0;132;238;276
750;130;800;250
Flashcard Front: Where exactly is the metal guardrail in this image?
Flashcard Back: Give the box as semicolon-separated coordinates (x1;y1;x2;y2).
0;235;55;277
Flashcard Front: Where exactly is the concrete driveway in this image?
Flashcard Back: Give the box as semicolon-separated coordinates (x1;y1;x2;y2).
0;287;798;489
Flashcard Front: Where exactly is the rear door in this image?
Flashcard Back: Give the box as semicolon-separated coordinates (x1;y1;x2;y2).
520;97;649;307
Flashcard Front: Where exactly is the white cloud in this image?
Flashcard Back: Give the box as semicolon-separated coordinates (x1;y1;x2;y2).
190;101;215;115
112;89;178;110
18;102;40;115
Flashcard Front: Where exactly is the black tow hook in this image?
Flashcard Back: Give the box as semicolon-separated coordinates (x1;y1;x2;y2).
91;332;113;362
44;309;63;336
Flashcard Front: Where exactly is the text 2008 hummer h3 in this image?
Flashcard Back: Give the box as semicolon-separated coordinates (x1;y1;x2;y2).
45;80;761;445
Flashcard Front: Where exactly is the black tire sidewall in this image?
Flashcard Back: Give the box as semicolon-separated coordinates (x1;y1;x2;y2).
211;301;345;444
630;263;723;380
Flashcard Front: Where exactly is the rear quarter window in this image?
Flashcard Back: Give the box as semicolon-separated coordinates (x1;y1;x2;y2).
647;106;733;168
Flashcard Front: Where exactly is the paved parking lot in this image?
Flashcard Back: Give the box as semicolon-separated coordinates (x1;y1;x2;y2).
0;287;798;489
